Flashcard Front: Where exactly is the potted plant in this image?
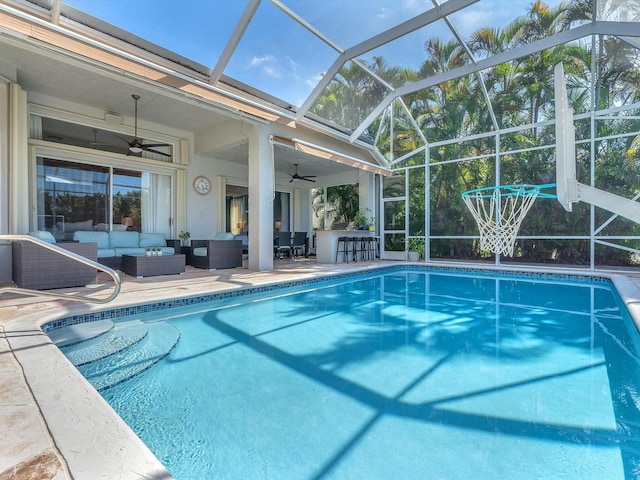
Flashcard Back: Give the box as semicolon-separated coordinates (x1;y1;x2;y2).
353;210;368;230
154;246;163;256
367;216;376;232
178;230;191;247
353;208;374;230
405;235;425;262
145;247;152;257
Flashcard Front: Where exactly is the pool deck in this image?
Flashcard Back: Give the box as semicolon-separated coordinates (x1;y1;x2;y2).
2;259;640;479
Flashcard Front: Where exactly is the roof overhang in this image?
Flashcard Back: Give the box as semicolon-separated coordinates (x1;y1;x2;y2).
271;135;393;177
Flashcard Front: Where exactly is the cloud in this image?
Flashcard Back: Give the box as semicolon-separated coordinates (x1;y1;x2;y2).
402;0;429;15
263;65;281;79
454;0;566;38
247;54;282;78
377;7;393;20
287;57;299;79
249;54;276;67
306;72;324;89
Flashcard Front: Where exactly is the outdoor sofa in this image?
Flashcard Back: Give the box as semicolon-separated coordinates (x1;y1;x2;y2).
73;230;174;270
12;230;98;290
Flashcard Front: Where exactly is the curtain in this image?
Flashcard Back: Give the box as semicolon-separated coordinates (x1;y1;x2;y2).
230;197;244;235
141;172;171;235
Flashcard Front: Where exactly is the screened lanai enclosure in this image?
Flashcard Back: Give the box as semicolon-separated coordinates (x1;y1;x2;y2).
21;0;640;268
367;0;640;268
319;0;640;268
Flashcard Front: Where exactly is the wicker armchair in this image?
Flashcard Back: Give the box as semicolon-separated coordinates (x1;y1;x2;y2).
190;239;242;270
12;241;98;290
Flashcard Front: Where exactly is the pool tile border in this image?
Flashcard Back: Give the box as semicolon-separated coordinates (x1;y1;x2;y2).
41;264;613;334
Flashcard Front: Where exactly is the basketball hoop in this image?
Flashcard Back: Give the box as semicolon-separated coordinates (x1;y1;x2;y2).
461;184;556;257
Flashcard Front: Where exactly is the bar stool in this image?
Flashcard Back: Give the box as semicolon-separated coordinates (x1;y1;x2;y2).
335;236;350;263
369;236;380;260
363;236;375;261
359;236;371;261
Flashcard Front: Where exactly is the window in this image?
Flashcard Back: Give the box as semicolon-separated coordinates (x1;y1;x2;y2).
311;183;359;230
34;116;174;161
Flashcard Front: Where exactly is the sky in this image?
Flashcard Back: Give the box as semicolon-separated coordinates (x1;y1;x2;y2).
63;0;566;108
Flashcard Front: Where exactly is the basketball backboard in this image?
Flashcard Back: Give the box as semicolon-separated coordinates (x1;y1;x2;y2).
554;63;578;212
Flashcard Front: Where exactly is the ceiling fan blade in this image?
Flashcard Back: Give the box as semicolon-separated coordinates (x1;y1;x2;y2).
143;146;171;157
113;134;131;145
141;142;171;148
303;178;316;182
300;175;317;179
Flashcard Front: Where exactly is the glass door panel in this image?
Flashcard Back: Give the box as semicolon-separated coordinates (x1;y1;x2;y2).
36;158;109;241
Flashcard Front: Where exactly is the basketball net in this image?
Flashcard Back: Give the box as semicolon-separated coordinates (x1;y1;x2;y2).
462;185;542;257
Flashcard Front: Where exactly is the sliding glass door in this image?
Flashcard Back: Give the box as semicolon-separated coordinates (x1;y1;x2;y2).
36;157;172;240
224;182;291;241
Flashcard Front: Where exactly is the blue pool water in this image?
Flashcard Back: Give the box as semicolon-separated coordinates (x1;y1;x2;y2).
64;269;640;479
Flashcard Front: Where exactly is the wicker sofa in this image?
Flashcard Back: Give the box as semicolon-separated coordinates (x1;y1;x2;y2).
12;232;98;290
191;233;242;270
73;230;174;270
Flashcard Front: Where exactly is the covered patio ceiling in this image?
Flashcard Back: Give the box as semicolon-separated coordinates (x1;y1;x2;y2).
1;0;639;171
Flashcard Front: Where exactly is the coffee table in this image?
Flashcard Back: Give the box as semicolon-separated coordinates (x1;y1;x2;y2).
121;254;186;278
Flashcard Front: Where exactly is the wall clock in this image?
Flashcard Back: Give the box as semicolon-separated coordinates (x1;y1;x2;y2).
193;175;211;195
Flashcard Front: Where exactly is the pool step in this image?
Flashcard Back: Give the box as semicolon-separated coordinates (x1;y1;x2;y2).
77;321;180;392
49;319;115;347
61;320;149;366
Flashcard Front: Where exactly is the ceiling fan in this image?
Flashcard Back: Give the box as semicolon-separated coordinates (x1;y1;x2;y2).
288;163;316;183
116;94;171;157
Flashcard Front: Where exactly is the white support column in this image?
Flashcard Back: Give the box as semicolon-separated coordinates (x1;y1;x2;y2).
10;83;28;234
247;126;274;271
358;169;376;215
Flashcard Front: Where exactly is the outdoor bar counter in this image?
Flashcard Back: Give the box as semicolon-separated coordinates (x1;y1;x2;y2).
316;229;374;263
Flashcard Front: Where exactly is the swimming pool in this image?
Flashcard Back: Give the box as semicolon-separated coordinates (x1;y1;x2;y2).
56;267;640;479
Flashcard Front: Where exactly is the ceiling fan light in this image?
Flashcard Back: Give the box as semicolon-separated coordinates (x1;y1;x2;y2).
129;146;143;153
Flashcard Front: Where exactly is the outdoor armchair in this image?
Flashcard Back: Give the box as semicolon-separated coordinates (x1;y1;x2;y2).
190;238;242;270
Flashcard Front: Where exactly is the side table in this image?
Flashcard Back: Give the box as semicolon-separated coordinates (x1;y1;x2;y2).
166;240;191;265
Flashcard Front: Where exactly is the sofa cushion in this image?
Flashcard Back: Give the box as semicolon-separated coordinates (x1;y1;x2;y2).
74;231;109;249
213;232;235;240
97;248;116;258
29;230;56;243
95;223;128;232
234;234;248;246
139;232;167;248
109;231;140;248
193;247;207;257
59;219;93;233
